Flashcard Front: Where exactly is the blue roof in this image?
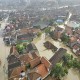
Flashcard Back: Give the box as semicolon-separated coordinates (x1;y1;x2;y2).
56;19;64;23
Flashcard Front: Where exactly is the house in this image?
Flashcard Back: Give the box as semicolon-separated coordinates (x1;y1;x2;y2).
75;28;80;35
9;46;19;57
44;41;58;52
7;55;21;70
72;43;80;53
49;48;67;67
44;76;56;80
8;65;27;80
29;57;41;68
27;43;38;53
72;43;80;56
50;26;64;40
33;20;49;29
17;33;34;43
76;50;80;56
68;36;78;47
70;36;77;43
65;26;73;36
19;54;33;65
27;72;41;80
28;57;52;80
65;21;80;29
18;28;41;35
19;52;40;65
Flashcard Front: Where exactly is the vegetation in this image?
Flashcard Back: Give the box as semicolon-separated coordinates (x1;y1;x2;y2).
72;58;80;69
33;25;41;29
50;53;80;80
44;27;51;34
62;54;73;68
26;63;30;69
50;63;68;80
49;19;57;26
61;33;70;44
23;42;27;49
37;32;42;37
62;54;80;69
16;43;25;54
49;31;54;38
49;19;54;26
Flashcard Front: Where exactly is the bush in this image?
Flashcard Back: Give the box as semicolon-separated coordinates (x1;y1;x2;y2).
37;32;42;37
16;44;25;54
26;63;30;69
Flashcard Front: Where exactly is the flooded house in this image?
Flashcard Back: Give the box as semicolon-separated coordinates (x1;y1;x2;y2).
44;41;58;52
28;57;52;80
49;48;67;68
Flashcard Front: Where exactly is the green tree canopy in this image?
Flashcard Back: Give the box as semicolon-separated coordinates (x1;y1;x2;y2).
72;58;80;69
16;44;25;54
61;33;70;44
44;27;51;34
50;63;68;80
62;54;73;68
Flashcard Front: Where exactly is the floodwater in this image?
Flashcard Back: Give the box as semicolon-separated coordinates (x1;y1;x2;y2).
35;33;54;60
0;17;10;80
35;34;80;80
64;69;80;80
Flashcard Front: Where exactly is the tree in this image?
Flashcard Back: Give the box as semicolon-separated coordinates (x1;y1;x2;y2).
37;32;42;37
50;63;68;80
23;42;27;49
62;54;73;68
44;27;51;34
49;19;54;26
33;25;41;29
72;58;80;69
16;44;25;54
61;33;70;44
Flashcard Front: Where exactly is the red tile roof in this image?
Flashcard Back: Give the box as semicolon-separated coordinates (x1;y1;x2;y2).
10;46;19;57
9;65;26;80
36;64;48;78
28;72;41;80
41;57;51;69
19;54;32;65
70;36;77;42
30;57;41;68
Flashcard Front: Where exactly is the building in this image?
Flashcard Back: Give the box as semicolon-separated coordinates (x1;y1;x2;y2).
44;41;58;52
49;48;67;67
28;57;52;80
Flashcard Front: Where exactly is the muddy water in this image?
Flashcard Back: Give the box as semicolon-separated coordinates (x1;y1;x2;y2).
0;17;10;80
64;69;80;80
35;34;80;80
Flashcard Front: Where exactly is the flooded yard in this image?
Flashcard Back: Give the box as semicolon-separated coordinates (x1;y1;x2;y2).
64;69;80;80
35;33;54;60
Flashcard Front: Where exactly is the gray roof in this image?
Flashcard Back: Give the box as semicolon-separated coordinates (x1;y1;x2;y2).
7;55;21;70
49;48;67;67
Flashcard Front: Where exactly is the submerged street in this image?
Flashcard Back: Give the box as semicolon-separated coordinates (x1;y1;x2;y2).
0;17;10;80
